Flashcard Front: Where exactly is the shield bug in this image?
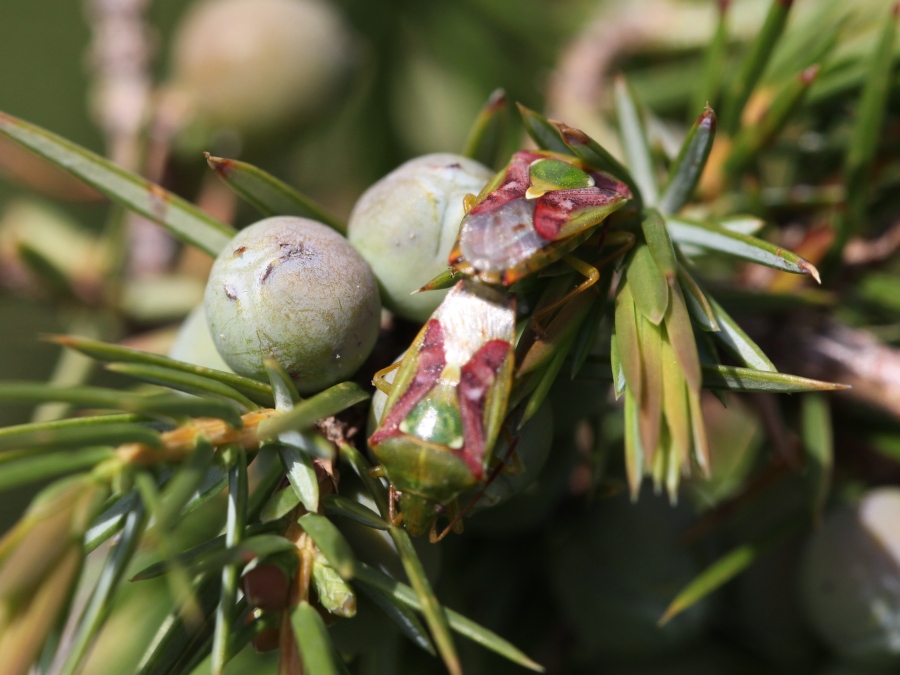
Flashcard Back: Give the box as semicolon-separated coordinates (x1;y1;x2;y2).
368;280;516;538
425;150;630;292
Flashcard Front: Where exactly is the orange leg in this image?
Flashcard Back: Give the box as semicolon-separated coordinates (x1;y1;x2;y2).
531;232;636;336
388;485;404;527
532;255;600;336
429;500;464;543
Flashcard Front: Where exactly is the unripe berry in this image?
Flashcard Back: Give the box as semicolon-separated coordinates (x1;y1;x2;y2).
204;217;380;394
347;154;492;323
169;0;353;136
168;303;232;372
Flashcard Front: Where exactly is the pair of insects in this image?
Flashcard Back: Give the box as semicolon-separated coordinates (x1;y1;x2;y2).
369;148;632;539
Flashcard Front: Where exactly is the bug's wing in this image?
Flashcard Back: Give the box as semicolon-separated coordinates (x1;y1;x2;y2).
435;282;516;479
457;339;515;479
369;319;446;445
534;176;632;240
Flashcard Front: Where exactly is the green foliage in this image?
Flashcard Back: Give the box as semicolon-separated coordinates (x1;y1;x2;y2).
0;0;898;672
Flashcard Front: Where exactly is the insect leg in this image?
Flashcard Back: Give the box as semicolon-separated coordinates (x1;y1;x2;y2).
372;361;402;395
387;486;404;527
532;255;600;335
595;231;635;269
429;500;465;543
494;425;521;476
531;231;635;335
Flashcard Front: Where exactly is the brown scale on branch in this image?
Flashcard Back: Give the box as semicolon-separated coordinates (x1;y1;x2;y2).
115;408;348;499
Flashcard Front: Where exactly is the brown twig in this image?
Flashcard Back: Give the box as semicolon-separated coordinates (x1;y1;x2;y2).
843;221;900;265
791;321;900;420
545;0;765;125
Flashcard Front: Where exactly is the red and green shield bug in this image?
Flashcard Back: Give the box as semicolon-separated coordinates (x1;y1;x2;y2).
418;150;631;325
368;280;516;539
447;150;630;285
